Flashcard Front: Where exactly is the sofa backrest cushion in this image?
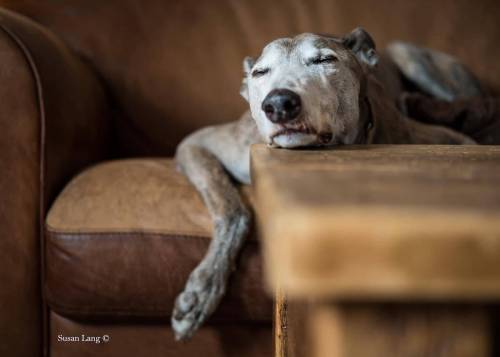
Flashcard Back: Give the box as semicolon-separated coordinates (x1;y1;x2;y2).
4;0;500;155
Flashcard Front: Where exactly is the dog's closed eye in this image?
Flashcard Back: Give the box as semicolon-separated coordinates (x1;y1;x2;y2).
252;68;270;77
308;55;338;65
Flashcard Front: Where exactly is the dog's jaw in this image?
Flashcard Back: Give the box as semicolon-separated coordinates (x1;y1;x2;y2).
270;132;318;147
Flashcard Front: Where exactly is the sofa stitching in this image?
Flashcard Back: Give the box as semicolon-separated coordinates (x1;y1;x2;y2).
45;229;260;243
45;286;270;320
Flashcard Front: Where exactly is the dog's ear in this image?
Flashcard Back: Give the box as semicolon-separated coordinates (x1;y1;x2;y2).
240;56;255;101
342;27;379;67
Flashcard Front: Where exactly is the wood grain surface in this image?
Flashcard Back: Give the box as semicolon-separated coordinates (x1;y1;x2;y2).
252;145;500;300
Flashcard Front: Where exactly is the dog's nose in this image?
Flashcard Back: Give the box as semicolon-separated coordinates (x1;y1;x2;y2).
261;89;302;123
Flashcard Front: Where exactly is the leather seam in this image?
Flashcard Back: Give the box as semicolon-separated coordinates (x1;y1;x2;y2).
45;229;260;243
49;231;211;241
45;224;214;239
45;287;269;320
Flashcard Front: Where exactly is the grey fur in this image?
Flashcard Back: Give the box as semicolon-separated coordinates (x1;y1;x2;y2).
171;29;476;340
387;41;483;101
172;114;260;340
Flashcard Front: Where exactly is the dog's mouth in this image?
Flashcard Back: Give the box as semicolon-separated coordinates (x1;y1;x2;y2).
270;123;333;146
271;126;313;139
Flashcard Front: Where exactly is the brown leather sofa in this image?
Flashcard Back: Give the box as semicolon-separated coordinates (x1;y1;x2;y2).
1;1;500;356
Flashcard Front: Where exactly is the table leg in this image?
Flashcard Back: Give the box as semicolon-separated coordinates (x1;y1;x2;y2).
274;289;287;357
275;295;491;357
275;290;310;357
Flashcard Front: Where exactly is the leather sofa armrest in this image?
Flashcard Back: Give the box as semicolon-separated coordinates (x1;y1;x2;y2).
0;8;113;357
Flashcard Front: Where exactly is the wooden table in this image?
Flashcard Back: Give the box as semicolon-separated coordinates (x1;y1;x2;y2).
251;144;500;357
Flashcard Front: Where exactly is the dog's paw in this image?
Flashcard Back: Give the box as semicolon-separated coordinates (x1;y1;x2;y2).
171;266;228;340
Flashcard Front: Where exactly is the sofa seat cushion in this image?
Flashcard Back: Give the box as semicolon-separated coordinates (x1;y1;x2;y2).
45;159;271;322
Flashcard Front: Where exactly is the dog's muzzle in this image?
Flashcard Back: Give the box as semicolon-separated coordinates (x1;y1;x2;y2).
261;88;302;124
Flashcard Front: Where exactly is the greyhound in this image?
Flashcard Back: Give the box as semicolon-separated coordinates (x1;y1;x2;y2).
171;27;480;340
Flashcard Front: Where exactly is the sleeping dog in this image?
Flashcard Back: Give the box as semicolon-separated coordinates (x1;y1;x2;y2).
171;27;479;340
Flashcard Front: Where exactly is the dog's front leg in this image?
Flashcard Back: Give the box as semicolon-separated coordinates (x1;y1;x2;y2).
172;143;251;340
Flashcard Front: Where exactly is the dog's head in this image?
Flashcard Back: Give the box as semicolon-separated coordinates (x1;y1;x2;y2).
240;28;378;148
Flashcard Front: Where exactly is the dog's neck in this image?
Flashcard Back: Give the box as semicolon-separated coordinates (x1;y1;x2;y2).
354;72;375;144
356;73;414;145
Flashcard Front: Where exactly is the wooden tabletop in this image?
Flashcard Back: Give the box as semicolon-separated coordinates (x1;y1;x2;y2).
251;144;500;300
